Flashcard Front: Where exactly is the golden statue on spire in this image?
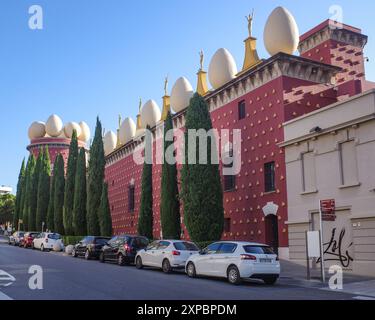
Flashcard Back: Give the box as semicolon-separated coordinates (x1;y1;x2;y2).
199;50;204;71
164;75;168;96
246;9;255;37
118;114;122;129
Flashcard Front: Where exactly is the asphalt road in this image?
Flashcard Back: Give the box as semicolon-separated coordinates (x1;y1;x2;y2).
0;241;360;300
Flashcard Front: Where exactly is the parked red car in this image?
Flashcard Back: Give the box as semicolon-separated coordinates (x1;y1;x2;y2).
22;232;40;248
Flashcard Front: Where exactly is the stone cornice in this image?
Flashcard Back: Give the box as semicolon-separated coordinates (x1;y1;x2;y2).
205;52;340;112
299;25;368;54
106;53;340;165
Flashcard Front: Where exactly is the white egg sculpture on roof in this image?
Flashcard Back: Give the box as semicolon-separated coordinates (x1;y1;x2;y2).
64;122;82;139
119;117;136;145
79;121;91;142
103;131;117;156
170;77;194;113
140;100;161;128
208;48;238;90
28;121;46;140
46;114;63;137
264;7;300;56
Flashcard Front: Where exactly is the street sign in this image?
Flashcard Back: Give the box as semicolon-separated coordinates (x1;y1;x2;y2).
320;199;335;213
320;199;336;221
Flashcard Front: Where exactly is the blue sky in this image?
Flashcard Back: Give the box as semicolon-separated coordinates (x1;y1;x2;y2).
1;0;375;192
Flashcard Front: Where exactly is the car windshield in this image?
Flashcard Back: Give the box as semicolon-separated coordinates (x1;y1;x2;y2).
173;242;199;251
19;232;25;237
48;233;61;240
243;245;275;254
95;238;110;245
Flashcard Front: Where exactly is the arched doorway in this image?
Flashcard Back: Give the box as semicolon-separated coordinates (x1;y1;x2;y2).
262;202;279;255
265;215;279;255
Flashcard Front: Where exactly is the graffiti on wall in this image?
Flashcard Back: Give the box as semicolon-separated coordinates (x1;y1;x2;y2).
317;227;354;268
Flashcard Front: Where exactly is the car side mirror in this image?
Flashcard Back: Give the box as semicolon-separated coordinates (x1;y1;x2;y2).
199;250;205;255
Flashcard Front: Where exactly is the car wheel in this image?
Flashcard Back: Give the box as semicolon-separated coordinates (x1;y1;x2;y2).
186;262;196;278
162;259;172;274
85;250;91;260
118;254;125;266
72;248;77;257
263;276;278;285
135;256;143;269
99;252;105;263
227;266;242;285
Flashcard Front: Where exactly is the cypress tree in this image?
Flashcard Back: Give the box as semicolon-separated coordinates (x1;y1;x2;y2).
36;147;51;231
47;160;57;232
23;154;36;231
98;182;112;237
181;93;224;242
73;148;87;236
63;130;78;235
19;157;30;230
160;112;181;239
14;159;25;229
29;148;43;231
137;127;153;239
87;117;105;235
54;154;65;235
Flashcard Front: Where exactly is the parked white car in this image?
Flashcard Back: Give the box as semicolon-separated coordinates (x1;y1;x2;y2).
185;241;280;285
135;240;199;273
32;232;62;252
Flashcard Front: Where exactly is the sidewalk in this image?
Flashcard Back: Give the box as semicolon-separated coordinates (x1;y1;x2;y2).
280;259;375;298
0;236;8;244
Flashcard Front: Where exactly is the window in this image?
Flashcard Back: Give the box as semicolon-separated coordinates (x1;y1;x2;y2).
339;140;359;185
48;233;61;240
218;243;237;254
128;185;135;213
205;242;221;254
238;100;246;120
147;241;159;250
302;152;316;192
264;162;276;192
173;242;199;251
95;237;110;245
224;218;231;233
223;148;236;192
243;245;275;254
158;241;170;250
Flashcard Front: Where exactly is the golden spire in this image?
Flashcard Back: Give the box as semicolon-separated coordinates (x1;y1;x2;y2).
161;75;171;121
197;50;208;96
136;98;142;130
240;9;261;73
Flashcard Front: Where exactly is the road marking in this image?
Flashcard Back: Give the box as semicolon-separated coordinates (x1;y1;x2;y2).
0;291;13;300
353;296;375;300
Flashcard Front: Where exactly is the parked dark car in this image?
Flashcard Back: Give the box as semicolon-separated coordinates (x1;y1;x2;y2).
72;236;111;260
22;232;40;248
8;231;25;246
100;235;149;266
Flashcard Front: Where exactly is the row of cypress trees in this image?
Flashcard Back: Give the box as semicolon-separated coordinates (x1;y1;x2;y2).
14;117;112;237
137;93;224;243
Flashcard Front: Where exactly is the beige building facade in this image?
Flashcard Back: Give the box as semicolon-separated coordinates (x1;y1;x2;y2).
281;89;375;277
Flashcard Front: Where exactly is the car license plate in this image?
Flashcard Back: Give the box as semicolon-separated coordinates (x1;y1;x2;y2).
260;258;272;263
